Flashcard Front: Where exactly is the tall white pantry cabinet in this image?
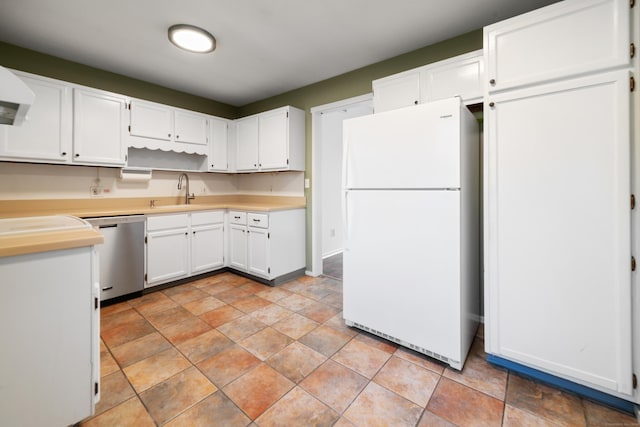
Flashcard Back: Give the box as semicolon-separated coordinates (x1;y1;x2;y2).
483;0;640;410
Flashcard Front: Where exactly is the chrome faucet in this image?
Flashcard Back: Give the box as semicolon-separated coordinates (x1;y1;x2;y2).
177;173;195;205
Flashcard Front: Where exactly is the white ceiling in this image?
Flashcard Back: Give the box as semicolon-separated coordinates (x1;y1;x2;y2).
0;0;559;107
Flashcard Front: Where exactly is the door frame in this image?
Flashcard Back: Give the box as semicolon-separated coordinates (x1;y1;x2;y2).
309;93;372;276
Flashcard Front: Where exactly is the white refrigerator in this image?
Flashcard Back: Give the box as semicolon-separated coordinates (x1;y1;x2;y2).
342;97;480;370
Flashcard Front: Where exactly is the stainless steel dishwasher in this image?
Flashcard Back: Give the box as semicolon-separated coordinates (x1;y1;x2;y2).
86;215;145;301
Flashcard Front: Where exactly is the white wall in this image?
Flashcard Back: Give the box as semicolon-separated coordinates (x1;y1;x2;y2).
0;162;303;200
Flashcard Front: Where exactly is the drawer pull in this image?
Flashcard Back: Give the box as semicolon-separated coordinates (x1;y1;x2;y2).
102;286;113;291
253;219;260;222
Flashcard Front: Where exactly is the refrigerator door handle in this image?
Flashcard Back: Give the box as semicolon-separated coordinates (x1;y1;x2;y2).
343;191;350;248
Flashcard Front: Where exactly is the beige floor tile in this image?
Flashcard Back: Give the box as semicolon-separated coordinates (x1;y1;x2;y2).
297;300;340;323
239;327;293;360
199;304;244;328
182;295;225;316
299;325;352;357
343;382;423;426
164;391;251;427
394;346;447;375
101;318;155;348
300;359;368;413
80;397;155;427
428;377;504;427
373;355;440;407
272;312;319;339
223;363;294;419
110;331;172;368
506;374;586;426
277;293;316;311
161;315;212;345
144;306;195;331
197;344;261;387
443;351;508;401
139;366;216;425
250;303;294;325
332;338;391;379
122;347;191;393
217;314;267;342
267;341;327;383
583;400;638;426
255;386;339;426
176;328;234;363
94;370;136;416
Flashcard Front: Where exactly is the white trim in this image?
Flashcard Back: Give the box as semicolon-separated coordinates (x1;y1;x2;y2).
322;248;343;259
310;93;373;276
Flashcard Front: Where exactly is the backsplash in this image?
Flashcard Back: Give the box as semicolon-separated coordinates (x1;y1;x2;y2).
0;162;304;200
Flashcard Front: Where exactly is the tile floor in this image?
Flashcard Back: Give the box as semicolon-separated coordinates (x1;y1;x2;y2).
81;272;637;426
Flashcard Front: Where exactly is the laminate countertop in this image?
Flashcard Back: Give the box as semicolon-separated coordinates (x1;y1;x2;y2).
0;195;305;257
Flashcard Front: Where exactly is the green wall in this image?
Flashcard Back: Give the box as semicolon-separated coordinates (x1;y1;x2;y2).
0;41;238;118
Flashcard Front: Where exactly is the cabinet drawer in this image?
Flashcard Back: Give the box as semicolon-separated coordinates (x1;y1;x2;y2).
191;210;224;226
229;211;247;225
247;213;269;229
146;213;189;231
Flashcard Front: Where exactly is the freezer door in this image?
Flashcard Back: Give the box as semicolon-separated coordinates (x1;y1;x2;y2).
343;98;461;189
343;190;463;361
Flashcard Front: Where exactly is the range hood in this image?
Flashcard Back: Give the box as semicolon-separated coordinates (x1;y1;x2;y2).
0;66;35;126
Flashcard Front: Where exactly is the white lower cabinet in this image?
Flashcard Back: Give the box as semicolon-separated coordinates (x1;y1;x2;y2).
146;210;224;287
191;211;224;274
0;246;100;426
228;209;306;281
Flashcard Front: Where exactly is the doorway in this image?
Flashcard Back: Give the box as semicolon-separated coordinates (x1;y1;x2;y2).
310;94;373;277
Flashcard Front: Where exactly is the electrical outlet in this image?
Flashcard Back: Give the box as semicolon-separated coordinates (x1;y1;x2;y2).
90;185;103;197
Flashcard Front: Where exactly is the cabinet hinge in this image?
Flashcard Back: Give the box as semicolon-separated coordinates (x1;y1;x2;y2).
631;76;636;92
631;0;635;8
632;194;636;210
144;273;147;282
128;125;131;132
268;267;271;274
268;232;270;239
144;236;147;244
633;374;637;389
287;158;289;165
286;111;289;118
95;381;99;395
94;297;99;310
631;43;636;59
632;256;636;272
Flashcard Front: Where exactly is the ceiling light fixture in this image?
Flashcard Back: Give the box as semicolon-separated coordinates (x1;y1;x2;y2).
168;24;216;53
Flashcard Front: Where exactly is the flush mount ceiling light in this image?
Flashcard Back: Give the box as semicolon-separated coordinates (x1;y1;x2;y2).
168;24;216;53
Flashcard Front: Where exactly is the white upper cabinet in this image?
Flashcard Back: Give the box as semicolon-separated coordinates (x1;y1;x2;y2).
128;99;209;155
372;71;421;113
422;50;484;105
208;117;229;172
234;106;305;172
129;99;172;141
235;116;260;171
484;0;630;93
373;50;484;113
174;109;208;147
0;72;72;163
73;87;127;166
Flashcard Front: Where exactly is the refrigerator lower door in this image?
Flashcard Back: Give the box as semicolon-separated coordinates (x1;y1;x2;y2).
343;190;463;366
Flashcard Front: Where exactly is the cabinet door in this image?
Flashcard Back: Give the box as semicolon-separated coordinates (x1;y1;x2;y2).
235;116;259;171
191;223;224;274
209;117;228;171
129;99;172;141
258;108;288;170
485;0;630;93
174;109;208;146
146;228;189;286
0;73;72;163
73;88;127;166
247;226;269;278
484;71;632;394
372;71;420;113
422;51;484;105
228;224;247;270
